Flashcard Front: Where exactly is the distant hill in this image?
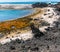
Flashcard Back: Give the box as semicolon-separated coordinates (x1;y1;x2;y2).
32;2;48;8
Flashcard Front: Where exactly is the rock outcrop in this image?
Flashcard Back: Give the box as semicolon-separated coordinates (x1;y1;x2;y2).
30;23;44;39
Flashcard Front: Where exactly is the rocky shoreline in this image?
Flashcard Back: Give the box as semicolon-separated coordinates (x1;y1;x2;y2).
0;18;60;52
0;2;60;52
0;7;60;44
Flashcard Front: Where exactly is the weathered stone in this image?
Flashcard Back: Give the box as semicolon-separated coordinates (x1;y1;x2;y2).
30;23;44;39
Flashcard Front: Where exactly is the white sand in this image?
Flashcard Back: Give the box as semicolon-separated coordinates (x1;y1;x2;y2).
39;7;60;31
0;31;34;44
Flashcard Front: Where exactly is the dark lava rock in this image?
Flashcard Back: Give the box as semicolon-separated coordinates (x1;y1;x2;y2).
34;18;39;21
48;9;50;11
49;16;52;18
15;39;21;44
31;47;39;51
54;21;60;27
44;14;47;15
45;28;50;31
10;46;16;50
55;8;60;11
45;27;54;31
32;2;48;8
46;45;49;50
57;13;60;15
45;38;52;41
41;21;50;26
30;23;44;39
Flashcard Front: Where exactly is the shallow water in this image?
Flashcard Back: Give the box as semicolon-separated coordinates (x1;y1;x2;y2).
0;9;33;22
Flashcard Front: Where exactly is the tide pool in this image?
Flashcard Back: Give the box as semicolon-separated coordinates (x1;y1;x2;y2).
0;9;33;22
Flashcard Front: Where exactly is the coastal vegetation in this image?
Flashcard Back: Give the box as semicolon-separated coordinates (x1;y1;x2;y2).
0;17;31;34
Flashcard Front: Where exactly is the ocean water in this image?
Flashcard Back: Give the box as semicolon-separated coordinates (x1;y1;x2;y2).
0;9;33;22
0;2;58;4
0;2;58;22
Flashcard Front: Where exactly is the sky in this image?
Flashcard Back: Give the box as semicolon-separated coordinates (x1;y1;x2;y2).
0;0;60;2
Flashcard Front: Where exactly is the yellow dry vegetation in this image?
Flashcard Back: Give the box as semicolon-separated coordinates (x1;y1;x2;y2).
0;18;31;32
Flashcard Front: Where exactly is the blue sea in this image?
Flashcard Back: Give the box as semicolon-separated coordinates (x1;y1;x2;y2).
0;2;58;4
0;9;33;22
0;2;58;22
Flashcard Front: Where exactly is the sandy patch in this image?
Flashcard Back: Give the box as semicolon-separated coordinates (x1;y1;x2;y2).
0;30;33;44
